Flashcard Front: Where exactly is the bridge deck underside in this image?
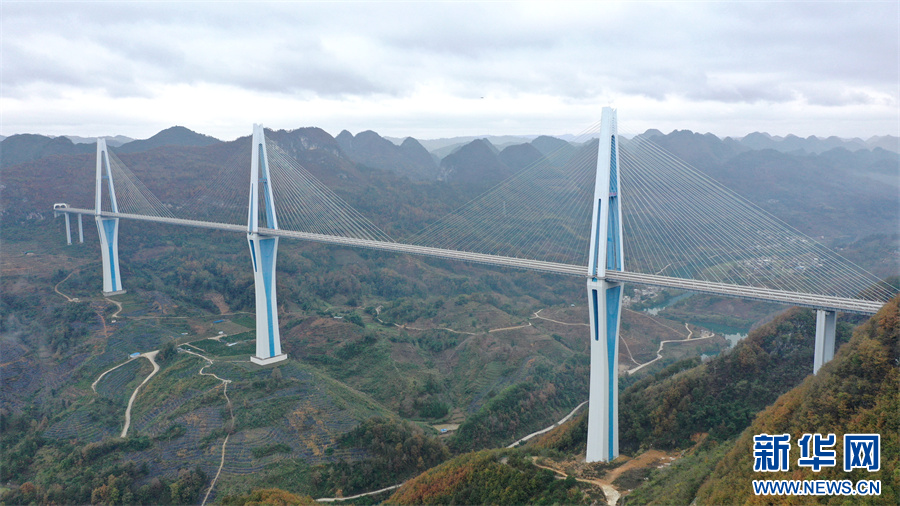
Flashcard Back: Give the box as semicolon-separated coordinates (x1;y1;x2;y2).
62;209;884;315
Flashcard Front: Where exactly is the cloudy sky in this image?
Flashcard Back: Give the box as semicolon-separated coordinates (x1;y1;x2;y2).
2;1;898;141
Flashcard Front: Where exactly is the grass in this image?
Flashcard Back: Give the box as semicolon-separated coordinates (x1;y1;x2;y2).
184;336;256;357
230;314;256;328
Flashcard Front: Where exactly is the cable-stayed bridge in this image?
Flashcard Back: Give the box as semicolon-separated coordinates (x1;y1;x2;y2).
55;210;886;316
54;109;895;463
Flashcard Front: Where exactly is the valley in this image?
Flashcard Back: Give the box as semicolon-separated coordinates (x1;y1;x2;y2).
1;125;896;505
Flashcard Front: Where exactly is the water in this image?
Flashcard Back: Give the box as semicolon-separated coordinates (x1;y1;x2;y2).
640;293;749;347
690;320;748;347
642;291;694;315
723;333;747;347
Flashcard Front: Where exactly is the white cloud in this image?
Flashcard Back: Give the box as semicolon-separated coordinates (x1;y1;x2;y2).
1;1;897;139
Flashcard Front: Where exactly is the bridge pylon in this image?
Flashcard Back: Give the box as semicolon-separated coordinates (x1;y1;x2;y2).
247;125;287;366
94;138;126;295
586;107;624;463
813;309;837;374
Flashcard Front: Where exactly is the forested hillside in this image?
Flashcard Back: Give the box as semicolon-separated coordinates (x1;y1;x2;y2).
387;450;604;505
621;296;898;505
693;297;898;504
511;306;857;457
619;307;851;452
1;122;896;504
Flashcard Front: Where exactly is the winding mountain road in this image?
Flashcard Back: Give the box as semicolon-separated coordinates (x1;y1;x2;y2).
177;346;235;506
121;351;160;438
53;270;78;302
507;400;588;448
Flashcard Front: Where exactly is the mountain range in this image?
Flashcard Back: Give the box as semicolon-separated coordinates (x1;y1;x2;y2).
3;123;897;256
3;125;896;170
0;127;220;168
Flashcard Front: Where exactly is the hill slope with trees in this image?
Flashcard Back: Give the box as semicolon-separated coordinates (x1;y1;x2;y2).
0;121;896;504
620;296;898;505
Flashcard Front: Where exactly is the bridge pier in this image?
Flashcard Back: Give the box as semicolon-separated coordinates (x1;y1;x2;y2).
62;213;84;245
248;233;286;365
96;216;125;295
64;213;72;245
813;309;836;374
586;278;622;462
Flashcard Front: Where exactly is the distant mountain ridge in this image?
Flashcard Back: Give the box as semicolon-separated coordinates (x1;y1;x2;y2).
0;134;93;168
384;134;535;153
736;131;897;154
438;138;511;185
497;143;544;172
5;124;896;172
336;130;438;180
114;126;220;154
0;126;219;168
65;134;134;147
628;129;899;243
3;123;897;251
634;129;898;155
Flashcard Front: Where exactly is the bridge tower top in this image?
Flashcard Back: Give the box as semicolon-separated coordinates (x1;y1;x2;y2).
248;124;278;233
94;138;117;215
587;107;623;278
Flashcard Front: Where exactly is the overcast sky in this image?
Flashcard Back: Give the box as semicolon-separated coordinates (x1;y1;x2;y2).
2;1;898;141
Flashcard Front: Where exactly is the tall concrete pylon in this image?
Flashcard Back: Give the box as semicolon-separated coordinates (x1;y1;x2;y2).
94;138;125;295
813;309;837;374
247;125;287;366
585;107;624;462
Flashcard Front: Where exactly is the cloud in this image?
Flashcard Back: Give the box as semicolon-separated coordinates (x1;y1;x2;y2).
1;1;897;139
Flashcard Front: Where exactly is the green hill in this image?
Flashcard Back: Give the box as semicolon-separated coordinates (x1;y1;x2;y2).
387;449;604;505
114;126;221;154
619;307;851;452
0;133;92;168
693;297;898;504
623;296;898;505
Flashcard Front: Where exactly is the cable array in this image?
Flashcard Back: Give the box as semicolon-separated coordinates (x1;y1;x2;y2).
173;141;252;225
402;118;893;302
405;128;602;265
617;129;896;302
104;150;175;218
266;140;394;242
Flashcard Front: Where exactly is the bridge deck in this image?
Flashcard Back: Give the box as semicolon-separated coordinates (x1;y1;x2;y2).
62;208;885;315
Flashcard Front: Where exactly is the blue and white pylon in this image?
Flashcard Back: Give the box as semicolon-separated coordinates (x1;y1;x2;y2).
94;138;126;296
586;107;624;462
247;125;287;366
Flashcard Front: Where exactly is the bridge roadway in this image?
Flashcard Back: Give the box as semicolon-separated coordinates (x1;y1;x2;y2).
62;208;884;315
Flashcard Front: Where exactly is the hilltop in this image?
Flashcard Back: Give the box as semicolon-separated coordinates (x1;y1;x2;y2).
114;126;221;154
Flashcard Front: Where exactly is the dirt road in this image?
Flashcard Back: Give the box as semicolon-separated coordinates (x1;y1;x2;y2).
121;351;160;438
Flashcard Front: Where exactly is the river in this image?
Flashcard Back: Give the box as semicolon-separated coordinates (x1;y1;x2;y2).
640;292;748;347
